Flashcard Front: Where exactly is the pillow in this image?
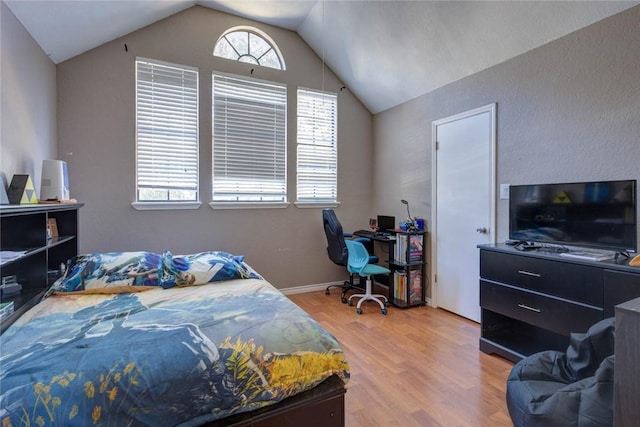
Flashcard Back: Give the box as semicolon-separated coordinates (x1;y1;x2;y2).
159;251;262;288
49;251;164;293
48;250;262;294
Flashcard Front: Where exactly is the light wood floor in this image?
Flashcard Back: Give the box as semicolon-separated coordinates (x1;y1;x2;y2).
288;289;514;427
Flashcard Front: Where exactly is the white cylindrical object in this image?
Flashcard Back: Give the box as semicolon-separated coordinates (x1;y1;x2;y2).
40;160;69;201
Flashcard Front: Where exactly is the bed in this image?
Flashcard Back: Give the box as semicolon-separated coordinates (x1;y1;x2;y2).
0;251;349;426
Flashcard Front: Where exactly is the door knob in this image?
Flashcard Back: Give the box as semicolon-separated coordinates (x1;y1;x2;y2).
476;227;488;234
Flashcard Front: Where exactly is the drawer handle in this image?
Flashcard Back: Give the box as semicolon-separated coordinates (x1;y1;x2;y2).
518;303;541;313
517;270;541;278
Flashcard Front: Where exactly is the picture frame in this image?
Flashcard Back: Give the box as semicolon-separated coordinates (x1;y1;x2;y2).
7;174;38;204
0;176;9;205
47;218;59;239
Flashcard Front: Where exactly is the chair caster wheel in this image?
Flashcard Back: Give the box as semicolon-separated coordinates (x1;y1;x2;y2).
325;289;330;295
384;301;390;307
356;308;363;315
340;297;347;304
348;300;354;306
381;308;388;315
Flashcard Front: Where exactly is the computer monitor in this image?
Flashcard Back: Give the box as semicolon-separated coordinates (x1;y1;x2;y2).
377;215;395;232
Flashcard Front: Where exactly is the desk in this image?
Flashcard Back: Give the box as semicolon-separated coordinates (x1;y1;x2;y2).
353;230;427;308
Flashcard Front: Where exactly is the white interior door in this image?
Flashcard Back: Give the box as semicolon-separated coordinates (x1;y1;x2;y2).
432;104;495;322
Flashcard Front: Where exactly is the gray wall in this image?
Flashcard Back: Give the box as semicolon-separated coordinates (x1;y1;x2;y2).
4;3;639;292
374;5;640;298
55;6;374;289
0;2;57;192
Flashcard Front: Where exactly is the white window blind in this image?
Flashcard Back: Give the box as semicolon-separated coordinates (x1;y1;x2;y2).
136;59;199;202
212;74;287;203
297;89;338;203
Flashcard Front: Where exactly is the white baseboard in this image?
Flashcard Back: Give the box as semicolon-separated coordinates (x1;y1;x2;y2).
280;281;434;308
279;281;341;295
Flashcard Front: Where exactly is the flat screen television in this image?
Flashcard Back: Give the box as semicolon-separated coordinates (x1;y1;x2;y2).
509;179;637;252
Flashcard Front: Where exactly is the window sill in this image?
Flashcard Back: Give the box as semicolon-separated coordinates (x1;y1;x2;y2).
209;202;290;210
131;201;202;211
294;201;340;209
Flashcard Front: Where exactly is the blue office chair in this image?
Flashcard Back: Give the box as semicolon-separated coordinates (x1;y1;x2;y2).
345;240;390;315
323;209;377;303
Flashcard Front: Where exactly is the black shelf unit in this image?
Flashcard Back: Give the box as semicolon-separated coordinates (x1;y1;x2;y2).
1;203;82;333
388;231;427;308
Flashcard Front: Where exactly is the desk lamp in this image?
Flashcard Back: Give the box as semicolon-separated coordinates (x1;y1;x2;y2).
401;199;417;232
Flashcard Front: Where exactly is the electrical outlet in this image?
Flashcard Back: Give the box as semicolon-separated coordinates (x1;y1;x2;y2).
500;184;510;200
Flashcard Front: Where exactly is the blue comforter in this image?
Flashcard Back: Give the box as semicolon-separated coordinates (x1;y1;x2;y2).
0;279;349;426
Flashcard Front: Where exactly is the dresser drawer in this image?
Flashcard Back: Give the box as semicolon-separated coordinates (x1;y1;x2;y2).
480;250;603;307
480;280;603;336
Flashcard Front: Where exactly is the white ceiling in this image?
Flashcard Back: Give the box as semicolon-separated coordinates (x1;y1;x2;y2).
5;0;638;114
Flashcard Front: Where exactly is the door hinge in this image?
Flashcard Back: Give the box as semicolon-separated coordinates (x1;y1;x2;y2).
434;274;437;283
435;141;439;150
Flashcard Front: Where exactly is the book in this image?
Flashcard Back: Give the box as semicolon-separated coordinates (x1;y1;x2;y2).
559;251;615;261
409;270;423;303
394;270;406;302
39;198;78;204
0;301;15;321
47;218;59;238
408;234;423;262
0;251;27;265
395;234;408;263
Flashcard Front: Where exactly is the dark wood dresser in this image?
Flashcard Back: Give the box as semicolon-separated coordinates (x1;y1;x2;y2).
478;243;640;362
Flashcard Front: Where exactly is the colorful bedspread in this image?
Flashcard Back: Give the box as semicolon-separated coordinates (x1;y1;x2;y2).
0;279;350;426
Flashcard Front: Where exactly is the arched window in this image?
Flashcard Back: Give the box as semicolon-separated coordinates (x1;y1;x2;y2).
213;26;286;71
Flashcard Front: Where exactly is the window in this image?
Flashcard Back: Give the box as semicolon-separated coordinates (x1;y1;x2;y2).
135;58;199;204
296;89;338;204
213;27;286;71
212;74;287;205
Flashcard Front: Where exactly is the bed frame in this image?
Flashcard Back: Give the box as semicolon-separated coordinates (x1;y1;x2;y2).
203;375;346;427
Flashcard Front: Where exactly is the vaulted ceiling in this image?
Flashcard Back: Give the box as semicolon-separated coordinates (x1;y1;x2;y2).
5;0;638;114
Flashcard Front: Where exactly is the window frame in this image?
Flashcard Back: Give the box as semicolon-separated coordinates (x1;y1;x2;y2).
213;26;286;71
133;57;201;210
210;72;289;210
295;87;339;207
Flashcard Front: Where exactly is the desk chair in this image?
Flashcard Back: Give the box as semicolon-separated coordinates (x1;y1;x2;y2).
323;209;377;303
345;240;390;315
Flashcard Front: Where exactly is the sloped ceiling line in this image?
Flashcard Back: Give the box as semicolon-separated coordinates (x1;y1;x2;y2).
5;0;638;114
